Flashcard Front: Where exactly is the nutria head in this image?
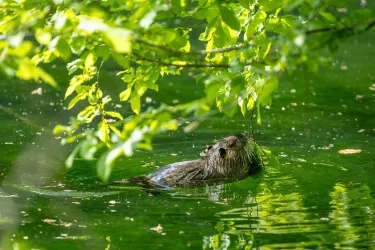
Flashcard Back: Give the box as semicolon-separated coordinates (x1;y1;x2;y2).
204;134;256;179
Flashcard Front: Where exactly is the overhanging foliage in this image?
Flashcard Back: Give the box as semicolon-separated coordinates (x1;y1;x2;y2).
0;0;374;181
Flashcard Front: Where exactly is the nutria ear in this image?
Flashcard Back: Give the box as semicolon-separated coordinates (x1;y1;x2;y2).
227;139;236;147
219;148;226;157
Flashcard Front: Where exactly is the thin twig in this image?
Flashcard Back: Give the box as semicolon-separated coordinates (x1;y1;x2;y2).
0;105;47;131
306;18;375;35
132;51;234;68
97;60;105;87
134;37;254;56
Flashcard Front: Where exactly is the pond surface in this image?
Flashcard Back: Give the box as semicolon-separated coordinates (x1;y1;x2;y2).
1;32;375;249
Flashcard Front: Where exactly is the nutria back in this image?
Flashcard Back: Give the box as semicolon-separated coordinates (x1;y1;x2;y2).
120;134;261;188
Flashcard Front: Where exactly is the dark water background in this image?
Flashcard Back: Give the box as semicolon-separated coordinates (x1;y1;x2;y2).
0;30;374;249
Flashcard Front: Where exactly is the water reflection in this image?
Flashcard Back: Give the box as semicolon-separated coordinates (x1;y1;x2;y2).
202;164;375;249
327;183;375;249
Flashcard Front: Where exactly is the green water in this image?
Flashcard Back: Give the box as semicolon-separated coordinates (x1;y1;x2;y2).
1;31;375;249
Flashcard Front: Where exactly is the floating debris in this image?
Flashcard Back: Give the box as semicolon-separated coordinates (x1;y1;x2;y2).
151;224;163;233
338;149;362;154
31;87;42;95
43;219;56;224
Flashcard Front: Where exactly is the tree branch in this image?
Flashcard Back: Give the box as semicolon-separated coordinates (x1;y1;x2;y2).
132;51;231;68
133;18;375;69
306;18;375;35
134;37;253;56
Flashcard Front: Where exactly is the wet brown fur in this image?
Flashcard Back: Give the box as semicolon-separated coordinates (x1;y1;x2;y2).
113;134;259;188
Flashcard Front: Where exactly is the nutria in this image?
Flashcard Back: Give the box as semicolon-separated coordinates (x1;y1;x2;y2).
112;134;261;188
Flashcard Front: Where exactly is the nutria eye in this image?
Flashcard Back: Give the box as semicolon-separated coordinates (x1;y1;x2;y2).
207;145;213;151
219;148;226;157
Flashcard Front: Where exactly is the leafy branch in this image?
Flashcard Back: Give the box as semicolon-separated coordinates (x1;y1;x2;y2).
1;0;374;181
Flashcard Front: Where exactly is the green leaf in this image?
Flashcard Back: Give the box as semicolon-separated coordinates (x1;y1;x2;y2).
261;40;272;59
88;89;98;105
219;6;241;31
256;102;261;125
85;53;97;71
105;28;131;53
216;222;224;233
245;11;266;40
120;86;132;101
319;9;336;22
238;0;250;9
130;93;141;114
65;75;85;98
247;97;255;110
96;46;110;61
258;0;282;11
121;73;134;83
78;106;96;121
247;88;257;110
112;53;130;68
65;144;81;169
216;97;223;112
139;10;157;29
231;75;246;94
35;67;57;87
35;29;52;45
53;124;70;135
71;36;86;55
57;38;71;62
238;96;247;116
102;95;112;105
80;138;98;160
68;92;87;109
258;76;278;106
105;111;124;120
109;125;122;137
98;120;110;143
9;41;32;57
97;146;123;182
171;0;186;13
67;59;83;75
123;129;144;156
205;76;224;105
8;32;24;47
